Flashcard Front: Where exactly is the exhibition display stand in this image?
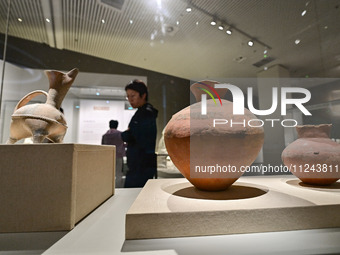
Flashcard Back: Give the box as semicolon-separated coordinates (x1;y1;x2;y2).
125;177;340;239
45;176;340;255
2;176;339;255
0;144;115;233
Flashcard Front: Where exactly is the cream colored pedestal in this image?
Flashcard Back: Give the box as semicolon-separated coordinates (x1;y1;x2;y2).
0;144;115;233
125;177;340;239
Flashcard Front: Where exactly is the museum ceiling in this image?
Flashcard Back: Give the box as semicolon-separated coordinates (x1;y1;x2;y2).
0;0;340;79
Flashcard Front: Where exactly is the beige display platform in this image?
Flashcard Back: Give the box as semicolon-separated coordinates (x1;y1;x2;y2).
0;143;115;233
125;177;340;239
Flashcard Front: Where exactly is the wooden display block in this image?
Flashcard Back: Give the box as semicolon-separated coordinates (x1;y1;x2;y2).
0;144;115;233
126;177;340;239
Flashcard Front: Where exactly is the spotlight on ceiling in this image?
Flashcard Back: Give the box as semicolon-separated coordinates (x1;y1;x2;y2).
248;40;254;47
218;25;224;31
210;19;217;26
226;29;232;35
186;7;192;13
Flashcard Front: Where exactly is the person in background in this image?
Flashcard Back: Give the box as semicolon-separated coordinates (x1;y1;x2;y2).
102;120;126;188
121;80;158;188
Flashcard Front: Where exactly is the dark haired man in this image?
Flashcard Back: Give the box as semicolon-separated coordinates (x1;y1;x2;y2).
102;120;126;188
122;80;158;188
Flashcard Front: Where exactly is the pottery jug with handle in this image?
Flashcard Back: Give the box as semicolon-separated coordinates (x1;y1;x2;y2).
7;68;79;144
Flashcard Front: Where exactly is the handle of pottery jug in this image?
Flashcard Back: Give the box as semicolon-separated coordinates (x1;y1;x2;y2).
14;90;49;111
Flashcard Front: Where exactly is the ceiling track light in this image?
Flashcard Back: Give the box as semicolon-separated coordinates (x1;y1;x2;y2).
188;2;271;50
186;6;192;13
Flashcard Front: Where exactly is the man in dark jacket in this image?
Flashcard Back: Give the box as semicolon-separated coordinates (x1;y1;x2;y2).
121;80;158;188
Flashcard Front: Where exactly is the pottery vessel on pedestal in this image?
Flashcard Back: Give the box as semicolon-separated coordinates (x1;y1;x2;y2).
282;124;340;185
164;81;264;191
7;68;79;144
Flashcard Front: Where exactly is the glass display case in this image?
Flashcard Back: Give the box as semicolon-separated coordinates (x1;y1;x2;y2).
1;1;340;254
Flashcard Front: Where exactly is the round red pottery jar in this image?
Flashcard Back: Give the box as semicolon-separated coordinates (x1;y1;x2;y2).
282;124;340;185
164;81;264;191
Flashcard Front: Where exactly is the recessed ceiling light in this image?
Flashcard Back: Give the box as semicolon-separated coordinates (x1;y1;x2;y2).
156;0;162;9
18;18;22;22
129;20;133;24
45;18;50;23
96;92;100;96
324;25;328;29
186;7;192;13
196;21;199;25
295;39;301;45
210;20;217;26
176;21;179;25
301;10;307;16
101;19;105;24
226;29;232;35
248;40;254;47
218;25;224;31
264;66;268;71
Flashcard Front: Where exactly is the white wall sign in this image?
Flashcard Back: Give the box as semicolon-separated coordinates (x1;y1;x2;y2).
78;99;136;145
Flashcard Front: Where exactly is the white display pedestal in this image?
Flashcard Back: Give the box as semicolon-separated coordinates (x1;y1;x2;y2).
2;176;340;255
126;177;340;239
0;144;115;233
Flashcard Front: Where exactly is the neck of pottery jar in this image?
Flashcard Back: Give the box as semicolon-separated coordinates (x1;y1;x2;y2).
296;124;332;138
46;89;65;109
